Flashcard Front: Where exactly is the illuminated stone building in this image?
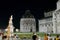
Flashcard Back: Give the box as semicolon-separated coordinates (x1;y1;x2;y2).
20;10;36;32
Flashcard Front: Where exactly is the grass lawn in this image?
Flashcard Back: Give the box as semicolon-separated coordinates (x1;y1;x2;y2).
13;32;60;39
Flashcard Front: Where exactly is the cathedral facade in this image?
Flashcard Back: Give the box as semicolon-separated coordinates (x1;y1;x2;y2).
39;18;53;33
53;0;60;34
39;0;60;34
53;9;60;34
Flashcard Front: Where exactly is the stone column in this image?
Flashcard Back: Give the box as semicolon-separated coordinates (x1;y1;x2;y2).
53;12;57;33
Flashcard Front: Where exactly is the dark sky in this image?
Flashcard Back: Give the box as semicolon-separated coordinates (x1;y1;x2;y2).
0;0;58;29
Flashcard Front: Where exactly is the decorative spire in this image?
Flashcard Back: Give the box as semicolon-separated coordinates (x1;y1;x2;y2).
56;0;60;10
11;15;13;19
9;15;13;24
6;15;14;38
8;15;14;32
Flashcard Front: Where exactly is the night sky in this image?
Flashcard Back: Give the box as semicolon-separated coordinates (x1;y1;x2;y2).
0;0;58;29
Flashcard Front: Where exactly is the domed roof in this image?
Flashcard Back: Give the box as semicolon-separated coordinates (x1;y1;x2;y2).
22;10;34;18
